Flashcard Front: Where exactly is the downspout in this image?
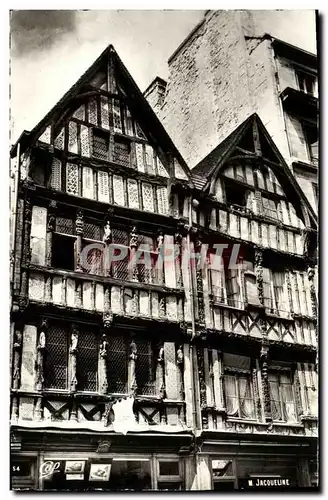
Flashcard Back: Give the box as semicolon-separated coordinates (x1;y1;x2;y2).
187;194;200;430
10;142;21;303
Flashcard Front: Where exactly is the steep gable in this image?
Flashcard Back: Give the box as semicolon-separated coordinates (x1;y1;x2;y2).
192;113;317;229
11;45;191;184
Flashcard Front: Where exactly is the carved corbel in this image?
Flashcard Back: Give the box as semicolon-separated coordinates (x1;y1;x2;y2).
156;230;164;285
103;311;113;329
12;326;23;390
69;326;79;392
35;319;47;391
46;204;56;267
254;247;264;306
307;266;317;319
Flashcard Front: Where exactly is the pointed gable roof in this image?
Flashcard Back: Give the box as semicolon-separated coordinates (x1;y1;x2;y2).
192;113;317;228
11;44;192;181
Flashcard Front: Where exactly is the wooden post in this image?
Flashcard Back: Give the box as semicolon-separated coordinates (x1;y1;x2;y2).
99;333;109;394
128;339;137;395
35;319;47;391
20;197;32;299
129;226;139;281
12;325;23;390
69;325;78;392
75;209;84;271
260;343;272;422
46;202;56;267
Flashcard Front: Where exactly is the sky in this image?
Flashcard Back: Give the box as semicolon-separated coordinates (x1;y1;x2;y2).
10;10;317;144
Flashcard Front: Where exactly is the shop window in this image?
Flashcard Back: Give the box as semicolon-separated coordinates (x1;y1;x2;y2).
212;459;236;491
268;371;297;422
157;459;183;491
109;459;152;491
77;330;98;392
92;130;109;161
296;69;318;97
44;324;69;390
302;121;318;164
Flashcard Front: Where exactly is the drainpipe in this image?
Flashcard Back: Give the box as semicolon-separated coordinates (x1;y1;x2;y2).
10;142;21;302
186;194;200;430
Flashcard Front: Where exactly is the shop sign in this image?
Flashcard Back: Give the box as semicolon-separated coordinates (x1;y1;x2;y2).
89;464;111;481
241;477;291;488
66;474;84;481
39;461;60;480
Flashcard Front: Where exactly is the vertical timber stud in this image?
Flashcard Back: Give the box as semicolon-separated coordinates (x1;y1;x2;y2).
174;225;183;288
20;197;32;302
103;216;113;277
195;235;205;327
35;319;47;420
176;345;185;422
75;209;84;271
46;201;56;266
156;344;165;399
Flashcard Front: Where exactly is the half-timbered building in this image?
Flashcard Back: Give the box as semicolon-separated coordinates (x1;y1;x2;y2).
10;44;318;491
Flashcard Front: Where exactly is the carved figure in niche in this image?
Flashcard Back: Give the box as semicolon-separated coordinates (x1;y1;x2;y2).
38;331;46;349
70;331;78;352
157;231;164;250
176;345;184;365
130;226;138;248
129;340;137;361
100;334;108;358
157;346;164;363
103;220;112;243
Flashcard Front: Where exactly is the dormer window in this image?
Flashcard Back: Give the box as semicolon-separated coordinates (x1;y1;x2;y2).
296;69;318;97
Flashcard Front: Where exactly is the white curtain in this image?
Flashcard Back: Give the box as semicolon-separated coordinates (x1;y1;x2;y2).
268;376;282;420
224;375;238;416
280;374;297;422
239;377;255;419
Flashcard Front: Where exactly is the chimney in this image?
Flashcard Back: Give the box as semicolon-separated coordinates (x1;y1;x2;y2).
143;77;167;115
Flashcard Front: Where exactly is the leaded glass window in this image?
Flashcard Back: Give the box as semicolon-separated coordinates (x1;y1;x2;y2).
145;144;155;175
44;324;69;390
113;99;122;133
157;186;168;215
113;139;130;168
82;166;94;199
136;339;156;395
107;336;128;394
92;130;109;161
68;122;78;154
125;106;134;136
135;143;145;173
77;330;98;392
38;126;51;144
98;170;110;203
157;156;169;177
72;104;85;121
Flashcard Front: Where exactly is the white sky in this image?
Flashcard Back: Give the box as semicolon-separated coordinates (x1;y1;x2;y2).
10;9;317;144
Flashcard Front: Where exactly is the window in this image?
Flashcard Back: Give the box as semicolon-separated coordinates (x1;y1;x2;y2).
262;196;278;220
81;220;104;276
296;69;318;97
268;371;297;422
52;216;75;272
223;354;255;419
225;182;249;208
107;336;156;396
92;130;109;161
262;269;288;316
209;254;244;309
157;459;183;491
223;373;255;419
113;139;131;168
302;122;318;164
304;365;317;415
44;324;69;390
212;460;235;491
312;183;318;206
77;330;98;392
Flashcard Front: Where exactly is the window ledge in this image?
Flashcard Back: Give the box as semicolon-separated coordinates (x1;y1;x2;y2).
272;421;303;428
226;418;263;425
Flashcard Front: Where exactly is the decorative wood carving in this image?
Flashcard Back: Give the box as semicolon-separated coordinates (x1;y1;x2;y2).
176;344;185;400
21;198;32;268
35;319;47;391
99;333;109;394
69;325;78;392
75;209;84;271
35;397;42;421
12;326;23;390
307;267;317;319
46;209;56;267
129;226;139;281
156;231;164;285
252;366;262;421
174;226;183;288
11;396;19;422
254;247;264;305
196;346;207;428
260;343;272;422
156;344;165;399
128;339;138;395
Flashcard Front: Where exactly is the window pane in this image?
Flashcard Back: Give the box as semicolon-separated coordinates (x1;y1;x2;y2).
113;140;130;168
224;375;238;416
238;377;255;419
93;132;109;161
159;461;180;476
77;330;98;392
136;340;155;395
107;336;127;393
109;460;151;491
44;324;68;389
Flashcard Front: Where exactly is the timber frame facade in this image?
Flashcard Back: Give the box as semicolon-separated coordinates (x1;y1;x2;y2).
10;45;318;491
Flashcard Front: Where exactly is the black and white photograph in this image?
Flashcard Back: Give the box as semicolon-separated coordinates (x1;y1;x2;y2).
9;8;319;492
